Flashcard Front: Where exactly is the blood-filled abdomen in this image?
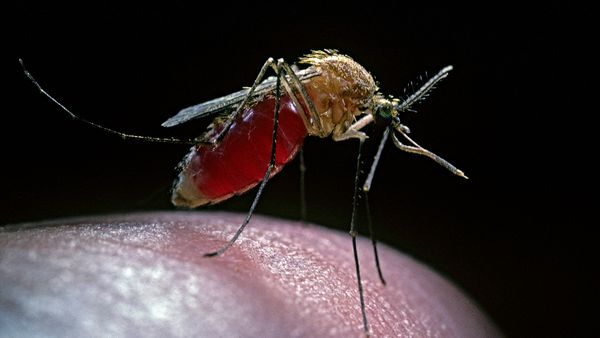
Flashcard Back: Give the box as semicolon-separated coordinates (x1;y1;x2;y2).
172;95;308;207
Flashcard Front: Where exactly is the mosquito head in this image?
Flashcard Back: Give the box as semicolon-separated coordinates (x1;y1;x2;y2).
374;96;411;134
373;95;394;120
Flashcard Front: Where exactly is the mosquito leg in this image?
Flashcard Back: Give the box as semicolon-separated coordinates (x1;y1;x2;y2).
299;147;307;222
363;192;386;286
203;58;278;144
266;60;318;222
332;114;374;142
277;62;324;134
261;61;313;134
350;139;370;336
390;130;468;179
204;61;284;257
362;128;391;286
363;128;390;192
20;59;201;146
263;61;312;222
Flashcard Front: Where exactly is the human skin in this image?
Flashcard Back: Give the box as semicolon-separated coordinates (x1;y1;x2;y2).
0;212;501;337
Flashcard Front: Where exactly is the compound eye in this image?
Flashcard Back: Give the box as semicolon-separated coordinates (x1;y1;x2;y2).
375;104;392;120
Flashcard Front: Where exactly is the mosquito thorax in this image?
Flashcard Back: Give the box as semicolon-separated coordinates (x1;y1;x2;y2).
299;50;378;137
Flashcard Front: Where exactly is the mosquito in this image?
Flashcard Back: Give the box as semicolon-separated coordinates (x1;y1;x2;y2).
21;50;467;336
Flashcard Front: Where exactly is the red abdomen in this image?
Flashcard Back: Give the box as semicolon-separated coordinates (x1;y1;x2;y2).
172;95;308;207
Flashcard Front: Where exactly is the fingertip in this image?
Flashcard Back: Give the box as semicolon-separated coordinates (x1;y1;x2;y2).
0;212;501;337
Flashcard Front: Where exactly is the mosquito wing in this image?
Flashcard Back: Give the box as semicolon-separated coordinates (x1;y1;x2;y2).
161;67;320;127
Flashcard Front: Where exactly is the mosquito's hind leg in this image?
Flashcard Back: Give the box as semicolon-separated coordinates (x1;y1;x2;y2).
20;59;201;146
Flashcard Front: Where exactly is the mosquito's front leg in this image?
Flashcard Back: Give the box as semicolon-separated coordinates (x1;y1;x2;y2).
361;128;391;286
332;114;374;142
390;130;468;178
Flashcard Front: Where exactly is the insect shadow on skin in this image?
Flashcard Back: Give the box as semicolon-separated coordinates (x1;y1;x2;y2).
20;50;467;336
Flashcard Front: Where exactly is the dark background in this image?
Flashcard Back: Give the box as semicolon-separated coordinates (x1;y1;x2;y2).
5;2;592;337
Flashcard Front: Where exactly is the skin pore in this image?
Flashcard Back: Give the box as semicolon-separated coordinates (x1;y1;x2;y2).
0;212;500;337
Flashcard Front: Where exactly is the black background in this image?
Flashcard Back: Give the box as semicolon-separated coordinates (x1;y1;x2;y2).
5;2;593;337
